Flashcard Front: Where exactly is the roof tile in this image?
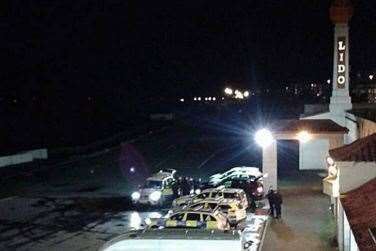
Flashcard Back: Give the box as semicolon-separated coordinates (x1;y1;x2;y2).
341;178;376;251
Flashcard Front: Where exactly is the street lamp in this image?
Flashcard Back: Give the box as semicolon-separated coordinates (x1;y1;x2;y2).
243;91;250;97
255;128;274;148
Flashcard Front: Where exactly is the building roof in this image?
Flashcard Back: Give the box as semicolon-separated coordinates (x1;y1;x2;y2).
270;119;349;134
329;133;376;161
340;178;376;251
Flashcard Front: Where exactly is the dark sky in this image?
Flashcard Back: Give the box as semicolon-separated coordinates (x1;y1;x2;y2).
1;0;376;102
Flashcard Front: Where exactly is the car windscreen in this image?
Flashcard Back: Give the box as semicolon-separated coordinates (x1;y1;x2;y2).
196;192;209;199
144;180;162;189
219;205;231;212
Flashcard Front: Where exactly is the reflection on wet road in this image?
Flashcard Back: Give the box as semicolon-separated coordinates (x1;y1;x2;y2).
0;196;168;251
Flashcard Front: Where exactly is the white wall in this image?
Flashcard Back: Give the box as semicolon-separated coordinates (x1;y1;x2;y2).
338;200;345;251
0;149;48;168
299;139;329;170
338;161;376;193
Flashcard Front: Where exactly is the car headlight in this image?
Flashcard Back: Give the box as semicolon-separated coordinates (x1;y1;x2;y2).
131;191;141;200
149;191;162;201
256;186;263;193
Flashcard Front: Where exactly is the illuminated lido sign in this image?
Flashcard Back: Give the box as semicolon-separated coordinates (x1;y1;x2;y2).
337;36;346;88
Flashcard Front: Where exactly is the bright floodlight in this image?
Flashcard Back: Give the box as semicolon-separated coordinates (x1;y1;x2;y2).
297;130;312;143
255;129;274;148
370;74;374;80
224;87;233;95
243;91;249;97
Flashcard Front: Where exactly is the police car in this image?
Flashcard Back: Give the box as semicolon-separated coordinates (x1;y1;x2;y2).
146;209;230;231
209;167;262;185
131;170;176;206
172;187;248;210
184;198;247;227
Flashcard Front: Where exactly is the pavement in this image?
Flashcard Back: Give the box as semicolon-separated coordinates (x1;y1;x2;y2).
262;171;337;251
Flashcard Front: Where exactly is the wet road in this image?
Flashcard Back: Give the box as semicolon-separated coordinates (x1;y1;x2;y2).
0;195;171;251
0;122;267;251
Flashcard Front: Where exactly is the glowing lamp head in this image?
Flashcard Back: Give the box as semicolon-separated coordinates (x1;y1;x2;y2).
297;131;312;143
243;91;250;97
255;129;274;148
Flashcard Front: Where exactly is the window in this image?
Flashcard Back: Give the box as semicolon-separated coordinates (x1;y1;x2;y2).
219;205;231;212
186;213;201;221
207;203;218;209
144;180;162;189
204;214;216;222
170;213;185;221
211;192;222;198
224;193;238;199
197;193;209;199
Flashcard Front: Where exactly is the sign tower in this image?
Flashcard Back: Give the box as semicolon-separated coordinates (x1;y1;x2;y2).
329;0;353;119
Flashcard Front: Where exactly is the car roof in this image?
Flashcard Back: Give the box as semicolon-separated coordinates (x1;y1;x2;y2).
222;188;244;193
191;198;222;205
147;172;173;181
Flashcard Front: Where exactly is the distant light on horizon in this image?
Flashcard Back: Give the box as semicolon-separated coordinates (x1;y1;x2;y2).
180;98;184;102
243;91;249;97
224;87;233;95
370;74;374;80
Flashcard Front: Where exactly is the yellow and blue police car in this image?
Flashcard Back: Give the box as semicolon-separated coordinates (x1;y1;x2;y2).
146;209;230;231
184;198;247;227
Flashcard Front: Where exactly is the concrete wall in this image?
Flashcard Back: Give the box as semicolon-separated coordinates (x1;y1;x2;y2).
339;204;359;251
338;161;376;194
299;139;329;170
358;117;376;138
338;200;345;251
0;149;48;168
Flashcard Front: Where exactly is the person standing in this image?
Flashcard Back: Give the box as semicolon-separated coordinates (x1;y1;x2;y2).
273;189;283;219
266;188;275;217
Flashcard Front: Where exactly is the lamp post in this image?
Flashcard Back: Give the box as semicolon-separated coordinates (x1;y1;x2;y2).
255;129;277;190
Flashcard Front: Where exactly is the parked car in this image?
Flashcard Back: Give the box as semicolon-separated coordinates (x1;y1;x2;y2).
131;171;176;206
209;167;262;186
146;209;230;231
172;187;248;209
185;198;247;227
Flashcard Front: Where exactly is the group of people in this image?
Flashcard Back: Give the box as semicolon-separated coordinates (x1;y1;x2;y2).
171;176;201;198
266;188;283;219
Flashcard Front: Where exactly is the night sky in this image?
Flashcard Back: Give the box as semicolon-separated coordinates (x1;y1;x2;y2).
1;0;376;149
2;0;376;100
